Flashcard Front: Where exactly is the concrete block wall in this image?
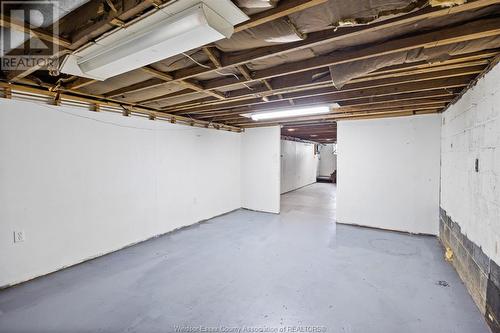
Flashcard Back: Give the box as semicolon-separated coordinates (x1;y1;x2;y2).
440;208;500;332
440;61;500;333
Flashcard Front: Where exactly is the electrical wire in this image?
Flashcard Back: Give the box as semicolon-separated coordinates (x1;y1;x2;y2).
182;52;255;91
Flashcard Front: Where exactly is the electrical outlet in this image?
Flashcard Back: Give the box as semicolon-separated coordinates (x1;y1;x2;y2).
13;231;25;243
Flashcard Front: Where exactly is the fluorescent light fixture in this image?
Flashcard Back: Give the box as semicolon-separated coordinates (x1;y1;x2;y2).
287;128;295;132
60;0;248;80
249;106;333;121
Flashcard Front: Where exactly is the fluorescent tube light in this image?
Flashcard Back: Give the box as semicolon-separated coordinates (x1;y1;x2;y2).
60;0;248;80
250;106;332;121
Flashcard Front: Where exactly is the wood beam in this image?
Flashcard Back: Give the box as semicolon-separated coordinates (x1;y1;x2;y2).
173;0;500;81
169;76;470;116
102;0;499;100
208;98;452;122
285;129;337;134
139;51;495;106
104;78;166;97
220;62;485;101
196;90;456;119
202;47;222;68
363;50;498;76
237;108;441;127
141;66;174;80
65;1;500;100
57;0;322;92
0;16;71;48
170;66;481;114
66;78;98;90
233;0;328;33
219;101;450;123
179;80;226;100
237;65;253;81
103;68;225;100
200;18;500;92
9;0;498;88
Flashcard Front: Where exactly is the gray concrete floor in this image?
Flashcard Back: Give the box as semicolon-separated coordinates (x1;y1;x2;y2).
0;183;490;333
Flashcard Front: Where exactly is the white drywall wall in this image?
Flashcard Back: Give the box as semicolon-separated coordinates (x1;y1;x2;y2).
337;115;441;235
318;144;337;177
0;99;241;287
280;140;318;193
241;127;281;213
441;63;500;264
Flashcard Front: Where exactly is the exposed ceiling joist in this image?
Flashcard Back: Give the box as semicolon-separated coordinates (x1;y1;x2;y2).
176;0;500;79
0;16;71;48
197;18;500;93
98;1;500;99
230;104;448;125
240;108;440;127
167;75;471;116
209;98;453;122
196;91;456;119
3;0;500;133
169;66;482;114
233;0;329;32
136;50;496;105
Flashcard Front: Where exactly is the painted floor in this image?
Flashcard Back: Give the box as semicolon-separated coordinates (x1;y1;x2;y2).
0;183;490;333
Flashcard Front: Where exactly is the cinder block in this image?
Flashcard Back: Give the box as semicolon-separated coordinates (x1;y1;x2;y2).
473;242;491;275
491;260;500;289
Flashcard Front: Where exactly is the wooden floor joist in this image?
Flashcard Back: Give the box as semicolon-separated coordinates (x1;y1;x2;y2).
233;0;328;32
207;98;453;122
240;108;440;127
195;91;457;119
136;49;497;107
3;0;500;135
94;1;500;101
174;0;500;80
168;68;480;115
193;18;500;96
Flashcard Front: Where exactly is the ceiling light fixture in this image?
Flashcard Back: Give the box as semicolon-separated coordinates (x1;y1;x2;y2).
59;0;248;80
287;128;295;132
249;105;335;121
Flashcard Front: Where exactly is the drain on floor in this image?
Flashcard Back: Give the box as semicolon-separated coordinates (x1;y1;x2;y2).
437;280;450;287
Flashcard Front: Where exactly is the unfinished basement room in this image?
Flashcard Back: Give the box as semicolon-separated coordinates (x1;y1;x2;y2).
1;0;500;332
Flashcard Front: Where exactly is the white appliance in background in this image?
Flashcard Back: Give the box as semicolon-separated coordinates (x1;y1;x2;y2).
59;0;248;80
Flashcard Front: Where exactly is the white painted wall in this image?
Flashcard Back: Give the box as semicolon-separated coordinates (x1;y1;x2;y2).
441;63;500;264
241;127;281;213
318;144;337;177
280;140;318;193
337;115;441;235
0;99;241;287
